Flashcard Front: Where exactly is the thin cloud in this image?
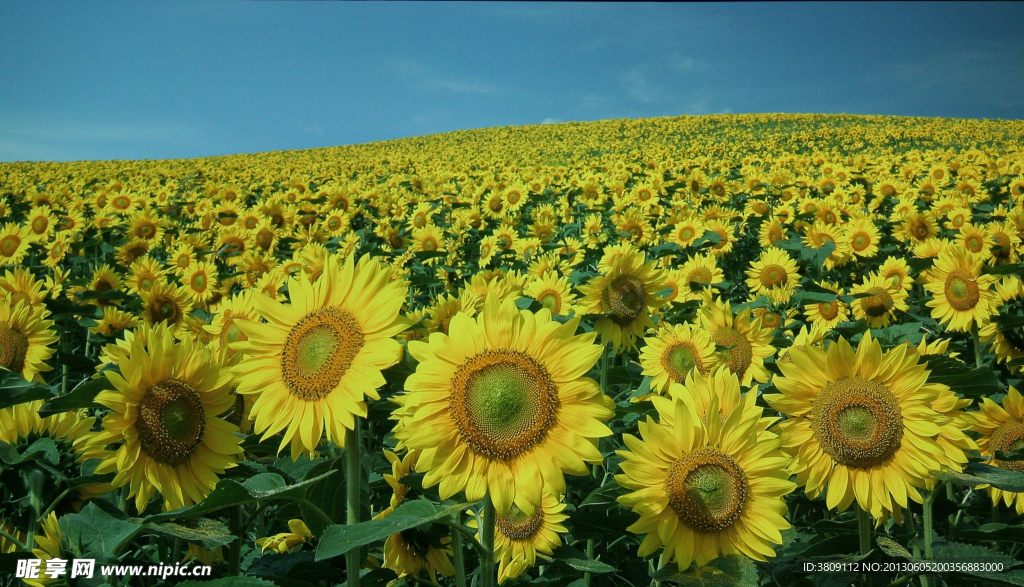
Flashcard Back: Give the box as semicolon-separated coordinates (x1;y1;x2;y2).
620;66;663;103
387;60;497;95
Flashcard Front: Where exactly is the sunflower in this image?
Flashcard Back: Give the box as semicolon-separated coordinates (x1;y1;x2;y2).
182;261;218;305
467;490;569;584
803;221;850;270
670;217;706;248
0;267;47;311
92;323;242;513
850;273;909;329
923;245;998;332
140;281;193;329
758;219;788;249
25;206;56;243
392;294;614;516
678;253;724;301
20;512;63;587
803;281;849;331
90;306;141;337
844;217;880;259
640;323;719;396
125;256;167;296
257;519;314;554
878;257;914;292
697;293;775;387
894;211;940;245
616;375;794;571
0;300;57;382
0;223;32;267
968;387;1024;513
524;271;577;317
764;333;976;518
578;245;666;353
203;290;259;360
377;449;457;582
703;219;736;257
744;247;799;304
989;221;1022;264
232;253;407;459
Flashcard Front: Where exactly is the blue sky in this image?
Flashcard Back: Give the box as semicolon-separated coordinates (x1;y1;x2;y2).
1;1;1022;163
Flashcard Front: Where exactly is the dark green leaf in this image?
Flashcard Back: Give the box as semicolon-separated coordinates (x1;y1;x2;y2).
144;517;235;550
923;355;1004;399
650;555;757;587
315;500;468;561
932;463;1024;493
0;438;59;465
550;544;616;573
60;502;142;557
0;371;53;410
38;376;113;417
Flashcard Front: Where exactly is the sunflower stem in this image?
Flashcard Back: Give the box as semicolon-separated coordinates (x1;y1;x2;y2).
346;421;363;587
924;484;941;561
972;324;984;369
228;505;242;576
858;508;872;587
585;539;596;586
0;528;28;552
452;513;467;587
480;493;496;587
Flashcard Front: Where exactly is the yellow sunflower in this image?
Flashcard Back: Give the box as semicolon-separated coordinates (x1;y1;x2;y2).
93;323;243;513
764;333;976;518
923;245;998;332
803;281;849;331
468;490;569;584
844;217;880;259
257;519;314;554
616;376;794;570
0;300;57;382
968;387;1024;514
957;223;994;261
392;294;614;516
577;245;666;353
639;323;719;396
524;271;577;317
744;247;799;304
0;223;32;267
140;281;194;329
697;293;775;387
232;253;407;459
678;253;724;301
850;273;909;329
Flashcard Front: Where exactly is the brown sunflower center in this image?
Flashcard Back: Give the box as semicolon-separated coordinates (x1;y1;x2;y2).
537;291;561;314
860;287;894;318
281;307;364;401
666;448;748;534
256;228;275;250
663;342;701;382
943;269;980;311
449;349;559;461
811;377;903;469
991;421;1024;473
993;232;1012;260
136;379;205;467
713;327;753;378
603;275;645;327
149;295;183;324
31;216;48;234
679;226;695;241
818;300;840;320
0;235;22;257
759;264;788;289
496;504;545;541
851;232;871;252
688;268;712;288
964;235;985;253
0;322;29;375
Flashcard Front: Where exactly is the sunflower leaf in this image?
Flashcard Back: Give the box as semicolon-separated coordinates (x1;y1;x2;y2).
650;554;757;586
0;371;53;410
178;577;277;587
37;375;113;417
931;464;1024;493
550;544;616;573
144;517;235;551
922;355;1004;399
314;500;468;561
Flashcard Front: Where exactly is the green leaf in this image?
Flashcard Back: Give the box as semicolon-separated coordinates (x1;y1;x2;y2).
0;438;60;465
995;446;1024;462
0;371;53;410
791;291;838;306
923;355;1004;399
144;517;235;550
314;500;468;561
629;376;653;399
37;376;113;417
145;471;339;523
650;555;758;587
550;544;616;573
931;463;1024;493
870;322;923;346
60;502;142;557
875;536;913;560
930;541;1024;585
959;523;1024;545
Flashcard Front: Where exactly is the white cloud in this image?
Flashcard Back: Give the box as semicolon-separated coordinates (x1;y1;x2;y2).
620;65;663;103
387;60;497;95
300;124;325;135
541;117;561;124
669;55;694;73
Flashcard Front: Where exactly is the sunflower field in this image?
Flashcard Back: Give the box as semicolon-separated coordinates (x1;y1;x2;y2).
4;113;1024;587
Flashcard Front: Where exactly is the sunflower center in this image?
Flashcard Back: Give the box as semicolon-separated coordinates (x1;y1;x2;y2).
152;297;181;324
191;273;207;292
760;264;787;288
990;421;1024;473
666;448;748;534
713;327;753;378
537;291;561;314
852;232;870;252
811;377;903;469
281;307;365;401
818;300;840;320
0;235;21;257
993;233;1012;259
680;226;695;240
689;268;712;287
31;216;48;234
861;287;894;318
0;323;29;375
496;504;545;541
256;228;274;249
944;269;980;311
663;343;700;382
449;349;559;461
603;275;645;327
965;235;984;253
137;379;205;467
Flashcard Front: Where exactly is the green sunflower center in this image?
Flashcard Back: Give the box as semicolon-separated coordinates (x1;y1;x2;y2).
537;291;561;314
137;379;205;467
663;343;699;382
603;275;645;327
191;273;207;291
760;264;787;289
496;504;545;540
282;307;365;402
852;232;870;252
944;269;980;311
0;323;29;375
450;349;559;461
811;377;904;469
666;448;748;534
713;327;753;379
817;300;839;320
31;216;48;234
679;226;695;240
965;235;984;253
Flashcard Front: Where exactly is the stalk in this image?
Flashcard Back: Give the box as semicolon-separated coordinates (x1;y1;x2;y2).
858;508;872;587
228;505;242;576
973;323;984;369
452;512;467;587
480;494;496;587
346;420;363;587
921;483;942;587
